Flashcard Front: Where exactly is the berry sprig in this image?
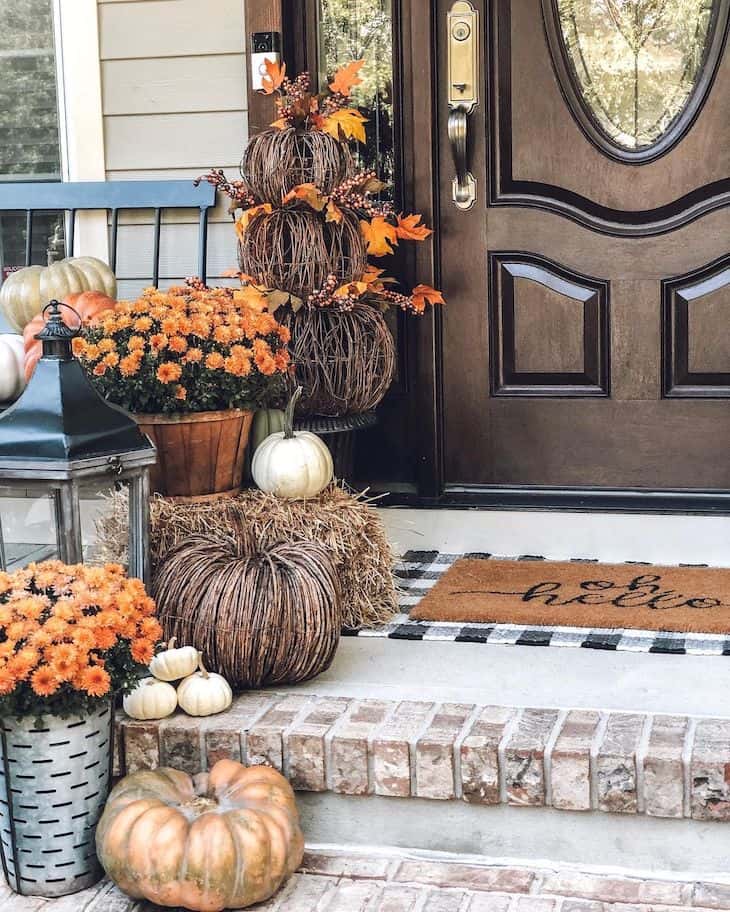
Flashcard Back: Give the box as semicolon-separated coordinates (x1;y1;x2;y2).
330;170;393;219
194;168;255;208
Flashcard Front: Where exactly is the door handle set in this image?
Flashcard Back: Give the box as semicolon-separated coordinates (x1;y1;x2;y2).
447;1;478;210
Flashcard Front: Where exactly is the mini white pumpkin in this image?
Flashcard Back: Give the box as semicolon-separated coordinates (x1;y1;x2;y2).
252;387;333;499
149;637;199;682
0;334;25;402
177;657;233;717
123;677;178;721
0;256;116;332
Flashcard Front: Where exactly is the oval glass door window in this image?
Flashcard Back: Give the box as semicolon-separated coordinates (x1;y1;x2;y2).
547;0;725;159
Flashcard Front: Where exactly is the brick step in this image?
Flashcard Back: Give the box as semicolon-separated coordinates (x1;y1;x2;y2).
4;847;730;911
117;693;730;824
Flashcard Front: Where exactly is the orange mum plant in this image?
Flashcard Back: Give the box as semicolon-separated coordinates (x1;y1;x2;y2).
75;284;291;415
0;561;162;718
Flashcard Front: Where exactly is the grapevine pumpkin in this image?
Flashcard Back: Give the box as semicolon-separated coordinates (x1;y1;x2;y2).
96;760;304;912
23;290;116;380
252;387;334;499
0;334;26;402
153;528;342;688
0;256;116;332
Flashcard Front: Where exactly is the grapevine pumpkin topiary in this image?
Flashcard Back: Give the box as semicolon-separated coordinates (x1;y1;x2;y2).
152;526;342;688
0;256;116;332
96;759;304;911
241;126;354;201
280;302;396;416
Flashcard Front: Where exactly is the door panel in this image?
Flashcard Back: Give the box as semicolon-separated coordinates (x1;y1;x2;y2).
491;0;730;233
438;0;730;492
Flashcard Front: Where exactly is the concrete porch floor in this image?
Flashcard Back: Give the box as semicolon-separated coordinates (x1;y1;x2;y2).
278;636;730;718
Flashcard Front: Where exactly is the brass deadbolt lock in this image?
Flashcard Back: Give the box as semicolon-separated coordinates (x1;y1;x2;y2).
452;21;471;41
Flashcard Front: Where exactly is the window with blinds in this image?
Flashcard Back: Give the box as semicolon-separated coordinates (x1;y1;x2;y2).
0;0;62;181
0;0;63;290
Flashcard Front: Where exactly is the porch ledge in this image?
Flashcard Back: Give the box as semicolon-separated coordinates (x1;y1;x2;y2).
116;694;730;823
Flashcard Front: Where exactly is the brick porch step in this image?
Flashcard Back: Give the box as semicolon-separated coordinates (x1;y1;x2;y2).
117;692;730;823
4;847;730;910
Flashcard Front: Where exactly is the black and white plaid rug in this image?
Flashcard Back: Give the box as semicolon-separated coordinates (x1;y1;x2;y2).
342;551;730;656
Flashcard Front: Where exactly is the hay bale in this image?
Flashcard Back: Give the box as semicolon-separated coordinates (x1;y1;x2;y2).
96;485;397;629
153;532;342;688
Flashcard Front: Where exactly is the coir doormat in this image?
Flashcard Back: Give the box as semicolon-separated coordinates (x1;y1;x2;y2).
410;558;730;633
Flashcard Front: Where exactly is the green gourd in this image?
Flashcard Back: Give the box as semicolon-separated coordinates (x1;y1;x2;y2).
251;407;286;453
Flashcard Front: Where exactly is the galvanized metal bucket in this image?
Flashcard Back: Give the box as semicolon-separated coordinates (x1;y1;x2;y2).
0;700;113;897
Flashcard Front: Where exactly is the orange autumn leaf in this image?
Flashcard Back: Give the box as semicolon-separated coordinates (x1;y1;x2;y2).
261;58;286;95
329;60;365;97
411;284;445;313
271;117;289;131
233;285;268;312
235;203;272;239
334;280;368;299
282;183;327;211
396;213;433;241
360;217;399;257
325;200;344;224
322;108;368;144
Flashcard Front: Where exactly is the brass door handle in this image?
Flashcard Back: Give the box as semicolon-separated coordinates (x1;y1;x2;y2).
448;106;475;208
448;2;478;210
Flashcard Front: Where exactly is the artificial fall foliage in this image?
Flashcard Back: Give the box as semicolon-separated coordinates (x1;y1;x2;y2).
198;59;445;316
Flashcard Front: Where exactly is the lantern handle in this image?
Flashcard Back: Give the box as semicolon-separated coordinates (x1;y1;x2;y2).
41;300;83;333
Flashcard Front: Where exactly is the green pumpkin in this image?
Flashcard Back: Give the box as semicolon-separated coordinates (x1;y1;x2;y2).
251;408;286;453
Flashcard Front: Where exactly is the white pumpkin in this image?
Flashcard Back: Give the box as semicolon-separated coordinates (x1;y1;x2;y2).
0;334;25;402
123;677;178;721
0;256;117;332
252;387;334;499
177;658;233;717
149;637;199;682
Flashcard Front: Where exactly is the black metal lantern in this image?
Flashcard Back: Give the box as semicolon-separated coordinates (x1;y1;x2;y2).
0;301;156;583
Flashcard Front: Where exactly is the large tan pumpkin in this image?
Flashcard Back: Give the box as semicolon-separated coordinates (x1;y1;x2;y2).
0;256;116;331
95;760;304;912
22;290;116;380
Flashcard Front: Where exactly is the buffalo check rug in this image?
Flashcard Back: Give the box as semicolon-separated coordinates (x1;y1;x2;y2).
341;551;730;656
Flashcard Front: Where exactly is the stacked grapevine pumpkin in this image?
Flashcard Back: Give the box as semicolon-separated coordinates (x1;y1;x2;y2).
198;59;444;461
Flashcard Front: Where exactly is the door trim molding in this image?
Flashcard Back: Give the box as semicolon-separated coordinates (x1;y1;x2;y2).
377;485;730;515
488;0;730;237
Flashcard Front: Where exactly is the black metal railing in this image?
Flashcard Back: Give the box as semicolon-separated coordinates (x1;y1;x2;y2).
0;180;216;285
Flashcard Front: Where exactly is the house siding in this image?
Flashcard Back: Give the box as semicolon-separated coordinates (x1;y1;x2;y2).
97;0;248;295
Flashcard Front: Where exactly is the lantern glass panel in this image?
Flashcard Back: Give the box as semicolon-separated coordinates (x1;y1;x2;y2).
0;485;59;571
77;479;129;568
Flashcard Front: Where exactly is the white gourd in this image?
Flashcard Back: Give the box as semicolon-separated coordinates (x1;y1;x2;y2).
177;657;233;717
252;387;333;499
123;677;178;721
149;637;199;682
0;256;116;332
0;335;26;402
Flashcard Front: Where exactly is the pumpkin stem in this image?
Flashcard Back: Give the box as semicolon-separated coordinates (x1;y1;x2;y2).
283;387;302;439
167;636;177;650
198;655;210;679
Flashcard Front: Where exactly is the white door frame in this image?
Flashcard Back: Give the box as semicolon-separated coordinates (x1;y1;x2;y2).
52;0;109;259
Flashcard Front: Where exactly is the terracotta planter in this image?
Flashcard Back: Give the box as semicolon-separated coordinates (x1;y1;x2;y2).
135;409;254;499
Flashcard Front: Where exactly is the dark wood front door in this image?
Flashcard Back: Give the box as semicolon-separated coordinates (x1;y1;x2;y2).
433;0;730;498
